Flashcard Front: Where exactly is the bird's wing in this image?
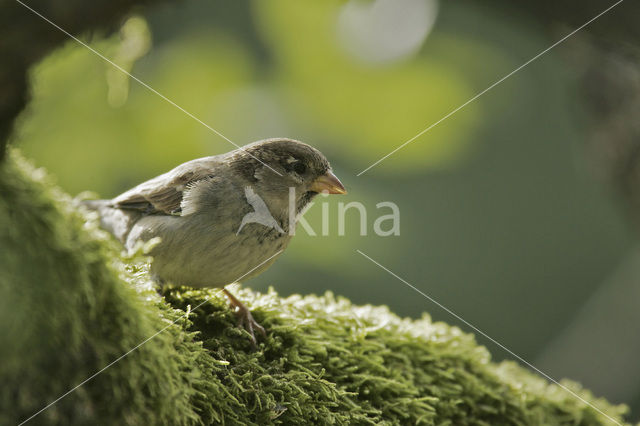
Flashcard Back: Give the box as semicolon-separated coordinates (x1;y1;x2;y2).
111;156;221;216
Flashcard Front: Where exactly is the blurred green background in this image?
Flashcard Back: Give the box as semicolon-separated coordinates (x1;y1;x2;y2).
14;0;639;419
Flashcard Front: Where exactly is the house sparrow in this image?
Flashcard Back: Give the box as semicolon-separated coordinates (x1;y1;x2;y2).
84;138;346;345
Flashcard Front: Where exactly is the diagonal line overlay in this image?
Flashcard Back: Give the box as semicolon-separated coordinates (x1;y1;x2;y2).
15;0;282;176
18;250;283;425
356;0;625;176
356;249;623;426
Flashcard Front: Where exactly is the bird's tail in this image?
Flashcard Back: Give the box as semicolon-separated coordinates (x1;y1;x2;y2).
78;198;138;244
80;199;110;211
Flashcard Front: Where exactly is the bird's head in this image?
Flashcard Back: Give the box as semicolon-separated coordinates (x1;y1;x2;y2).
228;138;346;215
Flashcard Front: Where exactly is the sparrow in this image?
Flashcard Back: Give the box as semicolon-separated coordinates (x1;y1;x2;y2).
83;138;346;345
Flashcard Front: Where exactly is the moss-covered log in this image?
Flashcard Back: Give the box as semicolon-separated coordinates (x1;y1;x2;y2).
0;150;629;425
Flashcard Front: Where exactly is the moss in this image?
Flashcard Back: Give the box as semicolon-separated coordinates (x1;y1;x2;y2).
0;150;630;425
163;286;629;426
0;150;213;425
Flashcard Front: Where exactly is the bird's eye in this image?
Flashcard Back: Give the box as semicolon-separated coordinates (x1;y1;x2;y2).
292;162;307;174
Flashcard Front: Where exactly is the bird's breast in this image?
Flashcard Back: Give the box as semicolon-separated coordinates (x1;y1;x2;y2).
135;214;292;288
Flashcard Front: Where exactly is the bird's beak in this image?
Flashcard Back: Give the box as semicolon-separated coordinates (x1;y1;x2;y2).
310;170;347;194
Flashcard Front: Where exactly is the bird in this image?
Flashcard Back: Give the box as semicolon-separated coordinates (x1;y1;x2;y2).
83;138;347;345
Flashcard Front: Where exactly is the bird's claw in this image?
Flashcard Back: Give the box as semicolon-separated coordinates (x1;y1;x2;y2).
235;307;267;347
223;288;266;348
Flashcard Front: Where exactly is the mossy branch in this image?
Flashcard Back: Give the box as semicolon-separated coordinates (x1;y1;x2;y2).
0;150;629;425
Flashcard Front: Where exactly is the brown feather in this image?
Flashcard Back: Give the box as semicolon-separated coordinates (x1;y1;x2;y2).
112;156;222;215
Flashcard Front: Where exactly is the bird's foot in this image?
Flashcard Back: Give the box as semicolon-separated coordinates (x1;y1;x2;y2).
222;288;266;347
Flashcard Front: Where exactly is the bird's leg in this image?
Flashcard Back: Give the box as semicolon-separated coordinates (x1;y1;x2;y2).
222;288;266;347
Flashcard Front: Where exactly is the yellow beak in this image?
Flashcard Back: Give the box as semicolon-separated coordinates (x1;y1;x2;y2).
310;170;347;194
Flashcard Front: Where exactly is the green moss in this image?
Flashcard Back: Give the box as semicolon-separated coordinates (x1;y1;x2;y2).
0;150;630;425
0;150;213;425
163;286;629;426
